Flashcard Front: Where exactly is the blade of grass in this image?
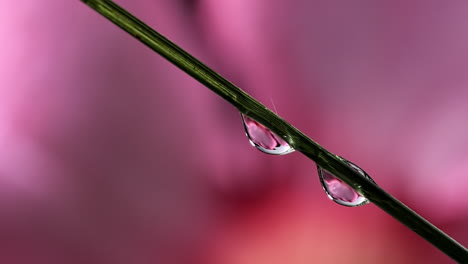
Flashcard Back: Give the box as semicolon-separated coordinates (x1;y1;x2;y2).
80;0;468;262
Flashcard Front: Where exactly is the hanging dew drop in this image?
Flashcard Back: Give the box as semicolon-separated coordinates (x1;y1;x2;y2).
317;159;375;207
240;113;294;155
240;113;374;206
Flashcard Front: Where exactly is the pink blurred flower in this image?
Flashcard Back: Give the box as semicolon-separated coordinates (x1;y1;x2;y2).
0;0;467;263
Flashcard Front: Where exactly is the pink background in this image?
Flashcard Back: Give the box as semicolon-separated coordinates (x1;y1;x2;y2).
1;0;468;263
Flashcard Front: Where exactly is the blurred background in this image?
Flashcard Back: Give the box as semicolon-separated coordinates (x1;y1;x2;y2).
1;0;468;263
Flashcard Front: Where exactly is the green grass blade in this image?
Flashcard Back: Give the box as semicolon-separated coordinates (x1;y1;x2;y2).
80;0;468;262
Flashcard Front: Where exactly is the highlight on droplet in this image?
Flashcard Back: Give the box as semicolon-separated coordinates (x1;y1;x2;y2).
317;159;375;207
240;113;294;155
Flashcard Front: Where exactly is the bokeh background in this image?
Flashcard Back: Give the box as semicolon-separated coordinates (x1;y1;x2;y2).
1;0;468;263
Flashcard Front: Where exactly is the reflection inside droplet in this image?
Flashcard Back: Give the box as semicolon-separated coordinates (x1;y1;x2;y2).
317;159;375;207
241;114;294;155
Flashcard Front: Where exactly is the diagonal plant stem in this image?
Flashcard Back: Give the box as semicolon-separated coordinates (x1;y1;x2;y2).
80;0;468;262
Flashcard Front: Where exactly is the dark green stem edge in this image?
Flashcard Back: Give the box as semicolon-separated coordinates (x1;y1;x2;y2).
80;0;468;262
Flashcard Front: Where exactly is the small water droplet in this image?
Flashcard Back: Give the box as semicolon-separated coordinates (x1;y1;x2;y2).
317;159;375;207
241;114;294;155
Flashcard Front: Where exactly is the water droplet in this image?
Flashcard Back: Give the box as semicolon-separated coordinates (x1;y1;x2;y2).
241;114;294;155
317;159;375;207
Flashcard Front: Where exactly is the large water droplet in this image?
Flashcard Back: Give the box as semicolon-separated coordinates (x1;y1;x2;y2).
241;114;294;155
317;159;375;207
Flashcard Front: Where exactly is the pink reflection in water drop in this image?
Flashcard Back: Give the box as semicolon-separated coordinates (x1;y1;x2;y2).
317;160;375;207
241;114;294;155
